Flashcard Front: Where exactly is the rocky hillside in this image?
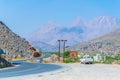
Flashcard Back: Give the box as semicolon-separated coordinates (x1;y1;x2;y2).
0;21;34;58
69;29;120;55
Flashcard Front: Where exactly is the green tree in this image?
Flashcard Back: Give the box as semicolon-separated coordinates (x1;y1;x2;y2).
115;55;120;60
63;51;70;58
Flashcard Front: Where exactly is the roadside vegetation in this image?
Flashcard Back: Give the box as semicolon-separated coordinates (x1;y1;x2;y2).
26;50;120;64
63;51;80;63
0;58;13;68
61;51;120;64
103;55;120;64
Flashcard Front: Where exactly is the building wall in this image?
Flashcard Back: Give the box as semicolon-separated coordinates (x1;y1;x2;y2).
70;51;78;58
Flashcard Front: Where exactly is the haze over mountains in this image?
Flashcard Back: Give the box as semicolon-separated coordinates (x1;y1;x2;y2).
26;16;120;52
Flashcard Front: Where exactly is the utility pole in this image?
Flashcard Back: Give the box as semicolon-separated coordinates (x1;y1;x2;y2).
63;40;67;53
63;40;67;62
58;39;67;62
58;40;61;62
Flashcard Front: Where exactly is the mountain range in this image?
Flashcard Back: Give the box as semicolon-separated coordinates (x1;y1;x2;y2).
25;16;120;52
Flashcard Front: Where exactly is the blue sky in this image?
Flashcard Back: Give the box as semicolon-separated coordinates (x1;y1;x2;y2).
0;0;120;37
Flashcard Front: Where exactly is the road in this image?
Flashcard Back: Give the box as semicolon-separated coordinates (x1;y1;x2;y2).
1;63;120;80
0;60;62;78
30;63;120;80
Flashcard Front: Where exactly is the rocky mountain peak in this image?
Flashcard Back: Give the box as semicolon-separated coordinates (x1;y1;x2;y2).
71;17;87;27
91;16;120;26
44;20;62;28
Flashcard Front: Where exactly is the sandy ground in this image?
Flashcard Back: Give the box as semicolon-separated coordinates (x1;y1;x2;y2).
1;63;120;80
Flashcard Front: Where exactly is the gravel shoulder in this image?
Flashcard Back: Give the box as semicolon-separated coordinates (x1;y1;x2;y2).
1;63;120;80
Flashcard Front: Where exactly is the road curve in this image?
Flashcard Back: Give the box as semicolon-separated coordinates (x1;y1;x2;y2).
0;61;62;78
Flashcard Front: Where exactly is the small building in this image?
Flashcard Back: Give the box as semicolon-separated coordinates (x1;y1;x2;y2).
93;54;106;62
70;51;78;58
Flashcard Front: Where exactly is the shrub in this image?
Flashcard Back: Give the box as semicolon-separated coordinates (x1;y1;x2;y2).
115;55;120;60
104;56;115;64
63;58;70;63
63;57;78;63
70;58;76;63
0;62;5;68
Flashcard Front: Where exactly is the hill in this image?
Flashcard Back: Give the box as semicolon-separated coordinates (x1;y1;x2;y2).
0;21;34;58
69;29;120;55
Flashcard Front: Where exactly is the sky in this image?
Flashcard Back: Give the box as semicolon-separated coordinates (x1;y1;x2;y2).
0;0;120;37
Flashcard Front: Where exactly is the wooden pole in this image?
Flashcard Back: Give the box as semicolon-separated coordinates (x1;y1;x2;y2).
58;40;60;62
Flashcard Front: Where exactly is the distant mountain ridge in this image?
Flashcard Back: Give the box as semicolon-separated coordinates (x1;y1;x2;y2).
25;16;120;51
29;41;57;52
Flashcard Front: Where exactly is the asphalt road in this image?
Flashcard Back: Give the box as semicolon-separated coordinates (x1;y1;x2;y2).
0;60;62;78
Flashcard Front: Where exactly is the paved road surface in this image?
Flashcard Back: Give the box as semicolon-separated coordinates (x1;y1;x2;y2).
0;61;62;78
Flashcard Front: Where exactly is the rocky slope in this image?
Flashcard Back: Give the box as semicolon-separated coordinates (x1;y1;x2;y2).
25;16;120;51
69;28;120;55
0;21;34;58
